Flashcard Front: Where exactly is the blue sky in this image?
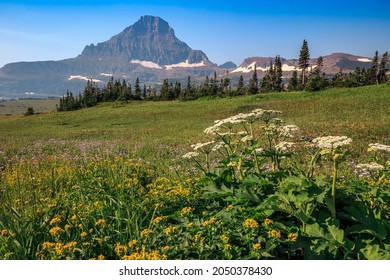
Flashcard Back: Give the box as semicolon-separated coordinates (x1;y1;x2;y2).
1;0;389;67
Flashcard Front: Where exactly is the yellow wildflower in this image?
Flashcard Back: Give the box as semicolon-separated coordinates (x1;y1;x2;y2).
252;243;262;250
226;204;234;211
42;241;55;250
187;222;194;228
268;229;281;239
64;224;72;231
63;241;77;250
243;218;259;229
49;226;64;236
128;240;137;248
95;219;106;226
93;201;100;207
140;228;153;237
54;242;64;255
152;216;165;224
263;218;273;227
220;234;229;243
162;246;171;251
80;231;88;238
49;215;62;226
1;229;9;236
202;217;217;227
164;225;177;235
288;233;298;242
98;254;105;260
114;243;128;257
180;207;192;216
224;243;232;250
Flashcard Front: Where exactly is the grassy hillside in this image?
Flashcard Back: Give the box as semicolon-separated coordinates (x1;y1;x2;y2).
1;84;389;162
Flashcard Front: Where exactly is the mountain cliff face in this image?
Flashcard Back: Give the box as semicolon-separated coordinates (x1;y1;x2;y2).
80;15;211;66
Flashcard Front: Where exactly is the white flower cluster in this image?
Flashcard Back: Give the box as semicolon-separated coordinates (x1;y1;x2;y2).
190;141;215;154
182;151;199;159
368;143;390;152
280;125;300;138
356;162;385;172
203;108;282;134
312;136;353;149
275;141;296;152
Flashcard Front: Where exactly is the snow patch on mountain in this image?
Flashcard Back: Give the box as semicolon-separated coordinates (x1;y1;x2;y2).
357;58;371;62
165;60;206;70
68;75;101;83
232;62;317;73
130;60;162;69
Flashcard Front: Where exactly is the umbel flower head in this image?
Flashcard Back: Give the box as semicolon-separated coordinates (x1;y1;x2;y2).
312;136;352;149
368;143;390;152
356;162;385;172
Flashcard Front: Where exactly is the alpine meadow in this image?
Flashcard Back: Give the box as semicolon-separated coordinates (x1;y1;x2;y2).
0;14;390;261
1;84;389;260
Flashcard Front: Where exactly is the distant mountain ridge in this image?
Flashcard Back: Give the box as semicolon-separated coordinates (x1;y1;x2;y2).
0;15;385;99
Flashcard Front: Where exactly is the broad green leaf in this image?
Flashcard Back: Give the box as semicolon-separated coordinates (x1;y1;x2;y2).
360;244;390;260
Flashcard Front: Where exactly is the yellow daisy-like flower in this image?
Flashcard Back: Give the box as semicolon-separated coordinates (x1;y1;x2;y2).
268;229;281;239
252;243;262;250
162;245;171;251
288;233;298;242
140;228;153;237
1;229;9;236
80;231;88;238
263;218;273;227
64;224;72;231
164;225;177;235
243;218;259;229
152;216;165;224
180;207;192;216
95;219;106;226
128;240;137;248
220;234;229;243
98;254;105;260
114;243;128;257
226;204;234;211
49;226;64;236
49;215;62;226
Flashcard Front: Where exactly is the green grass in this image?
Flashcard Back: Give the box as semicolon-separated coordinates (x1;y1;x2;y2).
1;85;389;162
0;99;58;116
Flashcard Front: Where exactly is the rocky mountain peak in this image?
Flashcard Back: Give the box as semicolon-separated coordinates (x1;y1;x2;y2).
80;15;211;66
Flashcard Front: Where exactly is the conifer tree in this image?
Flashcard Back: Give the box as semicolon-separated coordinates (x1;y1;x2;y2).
288;71;299;91
237;75;245;95
248;64;258;94
367;51;379;85
134;78;141;100
378;51;389;84
274;55;283;92
298;39;310;85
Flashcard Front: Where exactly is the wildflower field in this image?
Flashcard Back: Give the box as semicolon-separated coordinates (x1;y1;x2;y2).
0;85;389;259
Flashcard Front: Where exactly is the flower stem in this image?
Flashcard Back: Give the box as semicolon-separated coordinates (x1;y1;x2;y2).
331;157;338;218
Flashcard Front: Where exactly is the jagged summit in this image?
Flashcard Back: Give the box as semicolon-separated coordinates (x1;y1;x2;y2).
80;15;211;66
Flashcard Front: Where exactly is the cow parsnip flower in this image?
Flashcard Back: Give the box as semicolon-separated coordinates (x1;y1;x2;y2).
368;143;390;152
312;136;352;149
